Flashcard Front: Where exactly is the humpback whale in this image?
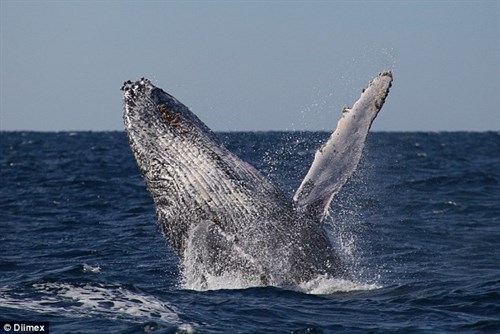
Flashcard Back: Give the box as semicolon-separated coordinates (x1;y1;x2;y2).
122;71;393;288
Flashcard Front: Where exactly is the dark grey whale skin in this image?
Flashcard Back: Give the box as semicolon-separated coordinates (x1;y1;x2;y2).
122;72;392;288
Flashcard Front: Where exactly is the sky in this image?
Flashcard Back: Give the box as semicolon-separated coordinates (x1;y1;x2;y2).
1;1;499;132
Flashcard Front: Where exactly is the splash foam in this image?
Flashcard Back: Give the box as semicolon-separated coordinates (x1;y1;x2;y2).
0;282;181;324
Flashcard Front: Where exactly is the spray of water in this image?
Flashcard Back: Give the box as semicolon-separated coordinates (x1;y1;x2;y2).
178;135;383;294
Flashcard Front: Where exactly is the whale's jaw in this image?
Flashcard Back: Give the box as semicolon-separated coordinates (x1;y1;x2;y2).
122;72;392;289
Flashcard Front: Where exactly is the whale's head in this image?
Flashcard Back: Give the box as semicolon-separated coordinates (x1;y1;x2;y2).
122;78;216;140
121;78;221;179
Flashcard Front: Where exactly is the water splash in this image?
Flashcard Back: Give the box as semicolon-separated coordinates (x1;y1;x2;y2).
297;274;381;295
180;267;381;294
179;214;382;293
178;133;383;293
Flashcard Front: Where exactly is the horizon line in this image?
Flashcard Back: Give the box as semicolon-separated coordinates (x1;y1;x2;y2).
1;129;498;134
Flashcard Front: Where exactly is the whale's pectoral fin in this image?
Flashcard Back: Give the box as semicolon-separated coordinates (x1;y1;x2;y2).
293;71;393;222
185;220;232;275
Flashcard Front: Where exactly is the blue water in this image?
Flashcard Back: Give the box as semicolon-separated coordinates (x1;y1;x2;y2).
1;131;499;333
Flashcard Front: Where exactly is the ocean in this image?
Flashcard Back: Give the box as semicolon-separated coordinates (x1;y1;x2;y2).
1;131;499;333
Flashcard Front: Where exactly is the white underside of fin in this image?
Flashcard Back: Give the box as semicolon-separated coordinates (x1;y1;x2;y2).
293;71;393;221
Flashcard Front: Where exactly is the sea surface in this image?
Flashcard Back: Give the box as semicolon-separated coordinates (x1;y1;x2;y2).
1;131;499;333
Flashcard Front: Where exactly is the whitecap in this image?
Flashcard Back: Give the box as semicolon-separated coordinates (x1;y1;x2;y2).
82;263;101;274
